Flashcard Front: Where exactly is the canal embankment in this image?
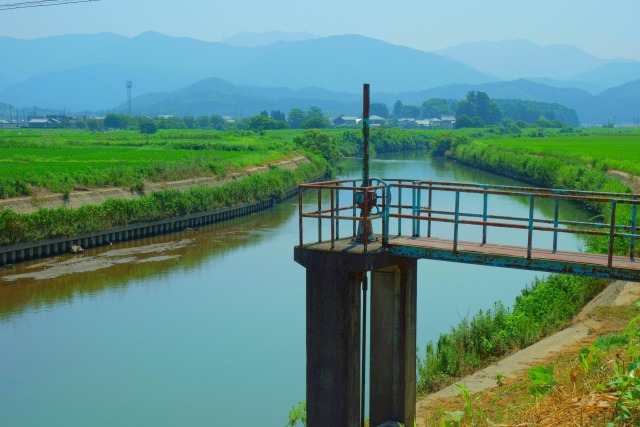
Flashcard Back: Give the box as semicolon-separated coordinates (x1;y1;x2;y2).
0;155;327;266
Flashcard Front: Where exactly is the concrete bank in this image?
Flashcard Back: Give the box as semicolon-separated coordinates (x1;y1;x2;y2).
0;183;306;267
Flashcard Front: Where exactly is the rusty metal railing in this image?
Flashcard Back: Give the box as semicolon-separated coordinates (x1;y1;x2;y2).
386;180;639;266
297;178;390;252
298;179;639;265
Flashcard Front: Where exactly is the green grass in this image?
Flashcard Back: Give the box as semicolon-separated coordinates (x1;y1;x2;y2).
480;133;640;176
0;128;300;198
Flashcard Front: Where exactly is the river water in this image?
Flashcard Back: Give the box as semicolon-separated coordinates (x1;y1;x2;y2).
0;152;588;426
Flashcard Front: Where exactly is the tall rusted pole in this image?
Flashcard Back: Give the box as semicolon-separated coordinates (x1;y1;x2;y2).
362;83;370;187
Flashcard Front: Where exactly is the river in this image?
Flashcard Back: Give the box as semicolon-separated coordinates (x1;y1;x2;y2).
0;152;588;426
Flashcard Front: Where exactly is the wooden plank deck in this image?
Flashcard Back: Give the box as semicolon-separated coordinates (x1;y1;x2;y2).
387;236;640;282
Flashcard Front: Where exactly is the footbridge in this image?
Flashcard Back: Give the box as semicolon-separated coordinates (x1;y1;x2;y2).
294;178;639;427
293;85;640;427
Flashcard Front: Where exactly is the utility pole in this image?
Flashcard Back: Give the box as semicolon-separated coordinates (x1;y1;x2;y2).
127;81;132;116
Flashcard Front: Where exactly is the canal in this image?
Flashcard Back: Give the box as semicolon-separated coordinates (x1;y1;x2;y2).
0;152;588;426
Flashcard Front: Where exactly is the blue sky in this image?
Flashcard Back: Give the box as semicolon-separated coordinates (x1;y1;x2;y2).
0;0;638;60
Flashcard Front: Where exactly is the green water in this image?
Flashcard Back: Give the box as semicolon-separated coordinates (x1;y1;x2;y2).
0;152;588;426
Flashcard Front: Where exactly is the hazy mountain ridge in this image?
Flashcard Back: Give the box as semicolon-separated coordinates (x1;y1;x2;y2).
0;32;638;123
221;31;320;47
434;39;638;86
0;32;495;109
115;77;637;126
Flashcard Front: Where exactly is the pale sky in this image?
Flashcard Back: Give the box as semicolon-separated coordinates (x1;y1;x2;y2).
0;0;638;60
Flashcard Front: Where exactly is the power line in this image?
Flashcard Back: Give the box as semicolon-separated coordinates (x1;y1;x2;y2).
0;0;99;10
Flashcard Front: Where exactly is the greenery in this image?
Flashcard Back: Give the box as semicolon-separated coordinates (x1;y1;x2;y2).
416;132;637;395
0;160;326;245
0;129;302;199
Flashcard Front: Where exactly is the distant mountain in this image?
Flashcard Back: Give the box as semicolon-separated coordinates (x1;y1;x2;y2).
435;39;620;81
524;78;604;94
395;79;639;125
221;31;319;47
224;34;496;93
0;32;495;110
120;77;362;117
0;64;211;111
106;74;640;126
573;62;640;89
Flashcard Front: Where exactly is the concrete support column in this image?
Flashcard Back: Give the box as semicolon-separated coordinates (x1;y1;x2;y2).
306;257;362;427
370;258;417;427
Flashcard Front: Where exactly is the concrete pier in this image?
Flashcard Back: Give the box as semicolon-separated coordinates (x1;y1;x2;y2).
370;258;417;426
295;241;417;427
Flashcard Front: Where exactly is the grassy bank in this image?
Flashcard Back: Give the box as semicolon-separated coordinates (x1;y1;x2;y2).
0;128;338;246
0;159;326;246
0;129;299;198
416;134;638;395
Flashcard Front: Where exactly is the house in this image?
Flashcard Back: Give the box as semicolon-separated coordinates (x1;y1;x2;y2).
440;115;456;129
332;116;360;126
0;120;21;129
369;115;387;126
26;116;60;128
429;118;441;128
398;118;417;129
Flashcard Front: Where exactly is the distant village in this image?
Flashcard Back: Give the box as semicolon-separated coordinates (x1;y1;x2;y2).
0;113;457;130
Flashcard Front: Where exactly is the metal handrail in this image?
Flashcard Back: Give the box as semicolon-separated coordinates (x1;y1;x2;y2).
298;179;640;264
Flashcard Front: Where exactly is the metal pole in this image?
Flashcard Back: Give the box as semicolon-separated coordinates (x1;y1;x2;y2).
362;84;370;188
608;201;617;268
553;198;559;253
631;200;637;262
527;195;535;259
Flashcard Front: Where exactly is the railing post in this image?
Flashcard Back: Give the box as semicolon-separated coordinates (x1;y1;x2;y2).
412;184;418;237
384;185;391;244
352;180;357;238
318;188;322;243
299;187;303;247
527;195;535;259
416;184;422;237
397;182;403;236
427;181;433;238
631;200;637;262
330;188;335;250
336;187;340;241
608;200;617;268
482;188;488;245
553;198;559;254
453;190;460;254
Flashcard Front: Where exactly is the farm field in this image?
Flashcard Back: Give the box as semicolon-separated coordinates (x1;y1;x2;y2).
0;129;298;199
480;132;640;176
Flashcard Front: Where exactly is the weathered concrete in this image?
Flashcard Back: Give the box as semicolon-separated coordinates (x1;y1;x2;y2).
296;242;417;426
370;258;417;427
304;254;363;427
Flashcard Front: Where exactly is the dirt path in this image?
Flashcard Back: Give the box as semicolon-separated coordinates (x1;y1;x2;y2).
0;155;310;214
416;279;640;420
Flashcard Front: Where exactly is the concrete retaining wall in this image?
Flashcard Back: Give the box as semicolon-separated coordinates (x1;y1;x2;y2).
0;184;303;267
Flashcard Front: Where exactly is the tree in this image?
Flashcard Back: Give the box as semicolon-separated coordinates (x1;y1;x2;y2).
247;114;288;131
210;115;228;130
420;98;454;119
183;116;196;129
139;120;157;134
392;100;405;117
403;105;420;119
104;113;129;129
197;115;210;128
370;102;389;118
300;115;330;129
294;129;341;168
270;110;286;121
287;108;307;129
260;110;269;117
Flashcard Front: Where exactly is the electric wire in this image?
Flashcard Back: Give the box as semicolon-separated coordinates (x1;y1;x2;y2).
0;0;99;10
